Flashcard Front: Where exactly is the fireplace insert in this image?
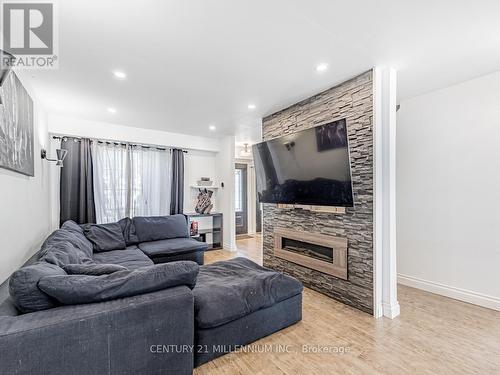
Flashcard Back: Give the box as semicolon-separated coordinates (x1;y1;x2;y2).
282;238;333;263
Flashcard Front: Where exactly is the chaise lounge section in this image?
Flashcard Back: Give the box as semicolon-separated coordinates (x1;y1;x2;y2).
193;257;303;366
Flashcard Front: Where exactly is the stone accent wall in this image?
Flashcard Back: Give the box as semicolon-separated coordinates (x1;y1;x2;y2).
262;71;374;314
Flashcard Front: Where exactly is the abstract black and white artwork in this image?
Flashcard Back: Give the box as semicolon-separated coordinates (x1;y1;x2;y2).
315;118;348;152
0;71;34;176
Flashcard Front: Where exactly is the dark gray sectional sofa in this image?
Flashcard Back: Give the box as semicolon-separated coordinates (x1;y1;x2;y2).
0;215;303;374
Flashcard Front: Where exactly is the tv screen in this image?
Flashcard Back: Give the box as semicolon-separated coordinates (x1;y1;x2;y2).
253;119;354;207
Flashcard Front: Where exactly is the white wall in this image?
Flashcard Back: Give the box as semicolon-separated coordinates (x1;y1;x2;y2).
184;150;218;213
397;71;500;310
0;73;51;283
49;115;220;152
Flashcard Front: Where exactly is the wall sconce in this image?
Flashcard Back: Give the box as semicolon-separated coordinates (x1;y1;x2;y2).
41;149;68;167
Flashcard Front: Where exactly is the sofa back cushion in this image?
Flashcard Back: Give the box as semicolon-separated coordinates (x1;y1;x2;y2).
40;243;93;267
9;262;66;313
38;261;199;305
47;223;94;258
82;223;127;252
118;217;140;246
133;215;189;242
39;227;94;266
0;278;19;317
61;220;84;235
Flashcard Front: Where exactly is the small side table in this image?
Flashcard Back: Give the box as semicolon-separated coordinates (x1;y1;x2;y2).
185;213;223;250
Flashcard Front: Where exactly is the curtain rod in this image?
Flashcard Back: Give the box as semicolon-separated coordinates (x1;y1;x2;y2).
51;135;188;153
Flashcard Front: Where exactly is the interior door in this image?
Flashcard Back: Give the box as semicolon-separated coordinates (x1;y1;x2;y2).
235;163;248;235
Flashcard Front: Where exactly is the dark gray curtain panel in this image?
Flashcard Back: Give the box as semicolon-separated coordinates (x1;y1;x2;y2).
60;138;96;225
170;149;184;215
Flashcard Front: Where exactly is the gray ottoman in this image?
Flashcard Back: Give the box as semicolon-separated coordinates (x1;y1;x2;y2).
193;257;303;366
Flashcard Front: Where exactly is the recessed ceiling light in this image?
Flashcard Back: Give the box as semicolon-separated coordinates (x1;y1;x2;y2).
113;71;127;80
247;103;256;110
209;125;216;131
107;107;117;114
315;63;329;73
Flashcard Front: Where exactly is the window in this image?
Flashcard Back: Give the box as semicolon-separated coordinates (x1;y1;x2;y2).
93;143;128;223
93;142;171;223
129;145;171;217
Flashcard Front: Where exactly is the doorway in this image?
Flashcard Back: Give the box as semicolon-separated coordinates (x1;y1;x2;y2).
235;163;248;235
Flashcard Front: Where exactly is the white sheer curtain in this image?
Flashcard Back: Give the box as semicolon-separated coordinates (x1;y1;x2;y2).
93;142;129;223
93;141;171;224
129;145;171;217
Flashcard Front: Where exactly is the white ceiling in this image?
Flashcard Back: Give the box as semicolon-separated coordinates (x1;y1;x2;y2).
30;0;500;144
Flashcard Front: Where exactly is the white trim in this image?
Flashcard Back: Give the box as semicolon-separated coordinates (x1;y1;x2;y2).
398;274;500;312
234;158;257;235
382;301;401;318
373;66;400;319
373;67;383;318
223;242;236;251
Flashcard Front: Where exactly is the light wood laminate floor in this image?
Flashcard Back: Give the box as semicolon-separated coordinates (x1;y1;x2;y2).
195;234;500;375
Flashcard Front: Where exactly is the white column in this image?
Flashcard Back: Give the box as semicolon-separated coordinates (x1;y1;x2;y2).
215;136;236;251
373;66;400;319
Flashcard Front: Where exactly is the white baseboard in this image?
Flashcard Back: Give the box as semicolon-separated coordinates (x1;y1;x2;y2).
398;273;500;312
223;241;235;251
382;301;400;319
374;301;400;319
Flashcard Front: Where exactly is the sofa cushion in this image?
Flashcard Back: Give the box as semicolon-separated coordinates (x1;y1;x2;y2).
40;227;94;262
133;215;189;242
9;262;66;313
0;277;18;317
118;217;140;246
0;296;19;317
40;242;94;267
93;247;154;270
61;220;85;235
63;263;128;276
60;222;93;257
82;222;127;252
193;257;303;329
38;261;199;305
138;238;208;257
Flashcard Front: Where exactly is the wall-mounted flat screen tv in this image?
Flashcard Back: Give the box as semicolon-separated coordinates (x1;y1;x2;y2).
253;118;354;207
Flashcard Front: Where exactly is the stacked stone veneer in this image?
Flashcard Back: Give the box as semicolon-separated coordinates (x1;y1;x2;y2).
262;71;374;314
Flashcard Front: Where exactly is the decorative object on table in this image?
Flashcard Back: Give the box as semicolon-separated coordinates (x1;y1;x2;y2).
195;188;213;214
190;221;199;236
0;70;34;176
196;177;213;187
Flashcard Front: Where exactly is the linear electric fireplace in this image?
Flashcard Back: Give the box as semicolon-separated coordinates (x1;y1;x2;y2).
274;228;347;280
